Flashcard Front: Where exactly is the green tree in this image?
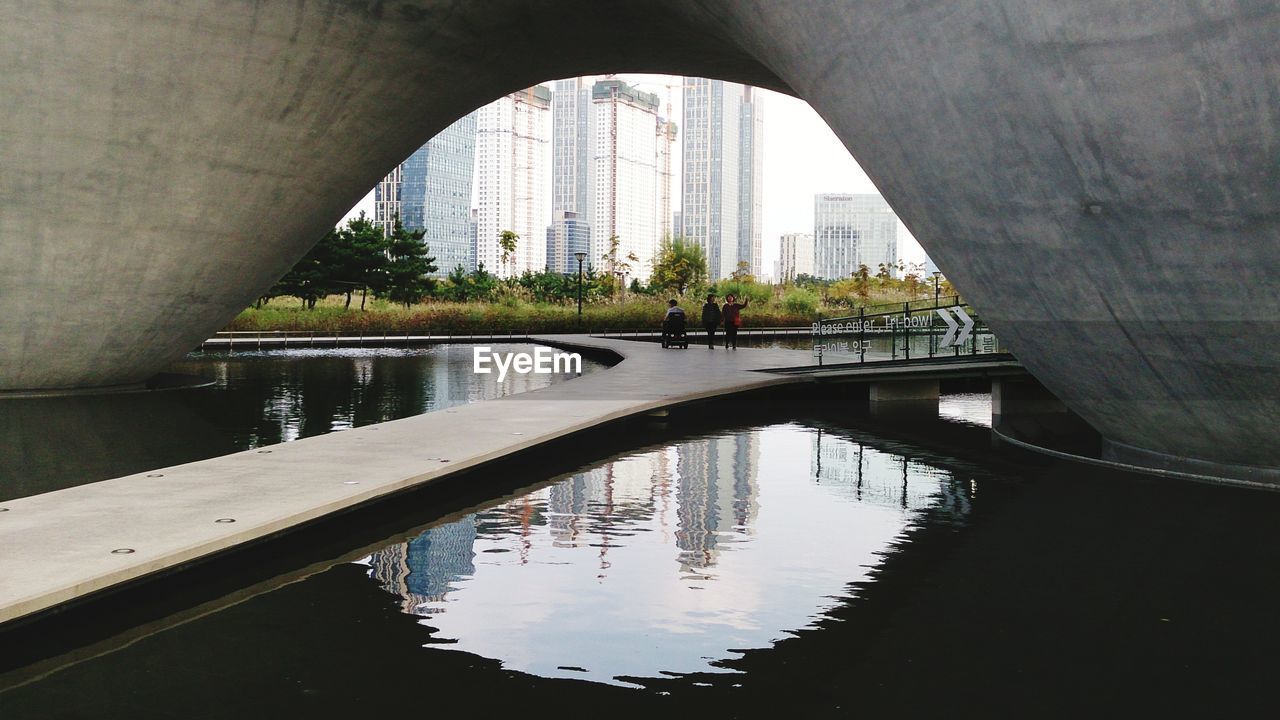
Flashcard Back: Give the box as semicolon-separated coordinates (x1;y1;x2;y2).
441;263;499;302
853;264;872;303
517;269;574;303
337;212;390;310
601;234;621;275
381;217;437;308
902;261;927;297
650;237;707;296
730;260;755;283
273;229;342;309
712;279;771;305
782;288;819;315
498;230;519;278
440;264;471;302
598;235;634;299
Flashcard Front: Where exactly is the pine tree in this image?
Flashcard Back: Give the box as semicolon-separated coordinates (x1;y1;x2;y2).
332;211;390;310
382;217;437;308
273;229;341;309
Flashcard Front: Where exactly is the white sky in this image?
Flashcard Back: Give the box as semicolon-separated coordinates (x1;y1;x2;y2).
343;74;928;279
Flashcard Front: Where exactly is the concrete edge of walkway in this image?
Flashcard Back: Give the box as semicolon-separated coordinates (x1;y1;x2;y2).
0;337;809;628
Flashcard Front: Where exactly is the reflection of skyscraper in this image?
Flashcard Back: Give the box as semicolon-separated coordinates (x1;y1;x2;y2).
546;458;660;550
547;467;609;546
809;431;958;511
367;515;478;613
674;433;759;570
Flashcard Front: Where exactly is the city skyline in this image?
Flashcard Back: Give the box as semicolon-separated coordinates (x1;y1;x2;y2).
347;74;928;280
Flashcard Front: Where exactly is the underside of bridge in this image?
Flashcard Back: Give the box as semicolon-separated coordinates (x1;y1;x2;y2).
1;1;1276;481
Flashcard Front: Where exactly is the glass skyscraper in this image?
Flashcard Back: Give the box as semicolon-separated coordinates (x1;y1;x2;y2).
738;86;764;277
374;112;478;276
546;210;592;274
474;86;552;278
552;77;596;237
813;193;899;279
681;78;763;280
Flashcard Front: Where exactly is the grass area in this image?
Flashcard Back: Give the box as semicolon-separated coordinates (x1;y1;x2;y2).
226;297;812;334
225;287;946;335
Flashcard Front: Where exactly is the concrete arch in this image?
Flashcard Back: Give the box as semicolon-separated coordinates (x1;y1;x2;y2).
2;2;1277;477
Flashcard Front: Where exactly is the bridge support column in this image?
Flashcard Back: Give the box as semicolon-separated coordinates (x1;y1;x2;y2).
992;377;1068;426
869;380;939;417
991;377;1097;452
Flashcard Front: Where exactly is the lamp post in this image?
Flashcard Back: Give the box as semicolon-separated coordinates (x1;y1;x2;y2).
574;251;587;325
932;271;942;306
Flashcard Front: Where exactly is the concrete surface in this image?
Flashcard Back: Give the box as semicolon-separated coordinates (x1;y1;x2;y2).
0;338;816;626
1;3;1275;470
870;379;940;403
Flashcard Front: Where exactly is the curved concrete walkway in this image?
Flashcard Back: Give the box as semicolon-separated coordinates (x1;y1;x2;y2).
0;337;822;626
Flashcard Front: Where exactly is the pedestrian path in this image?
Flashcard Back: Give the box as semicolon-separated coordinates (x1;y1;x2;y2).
0;337;816;626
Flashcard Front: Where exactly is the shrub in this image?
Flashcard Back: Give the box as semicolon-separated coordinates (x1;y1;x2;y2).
782;288;819;315
711;280;772;305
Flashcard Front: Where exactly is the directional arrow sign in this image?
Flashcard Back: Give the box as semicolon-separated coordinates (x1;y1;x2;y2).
935;307;975;348
936;308;959;346
953;306;974;346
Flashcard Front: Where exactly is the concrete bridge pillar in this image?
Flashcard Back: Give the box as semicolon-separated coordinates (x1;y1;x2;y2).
992;377;1072;430
990;376;1097;449
869;380;940;417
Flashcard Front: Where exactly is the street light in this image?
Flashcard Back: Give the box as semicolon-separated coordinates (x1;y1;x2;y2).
932;270;942;306
574;251;587;325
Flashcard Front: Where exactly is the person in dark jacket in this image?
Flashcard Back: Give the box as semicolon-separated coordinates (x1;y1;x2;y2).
700;293;721;349
721;294;749;349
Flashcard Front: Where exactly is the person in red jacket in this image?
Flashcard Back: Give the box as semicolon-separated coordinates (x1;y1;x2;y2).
721;294;749;349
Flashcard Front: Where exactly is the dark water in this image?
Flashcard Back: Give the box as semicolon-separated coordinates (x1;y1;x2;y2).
0;345;604;502
2;386;1280;717
3;356;1279;717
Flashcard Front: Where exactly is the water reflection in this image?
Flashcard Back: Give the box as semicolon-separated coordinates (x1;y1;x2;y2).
938;392;992;427
172;345;589;447
0;344;602;502
360;423;973;687
6;395;1280;715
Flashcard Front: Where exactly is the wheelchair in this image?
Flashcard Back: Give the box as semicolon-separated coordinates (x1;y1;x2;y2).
661;312;689;349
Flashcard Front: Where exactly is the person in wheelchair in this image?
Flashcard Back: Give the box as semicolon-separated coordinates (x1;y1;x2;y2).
661;299;689;349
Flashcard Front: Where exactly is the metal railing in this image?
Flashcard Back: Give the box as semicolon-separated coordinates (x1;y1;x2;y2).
811;297;1005;366
592;326;815;340
199;325;822;351
199;328;537;352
